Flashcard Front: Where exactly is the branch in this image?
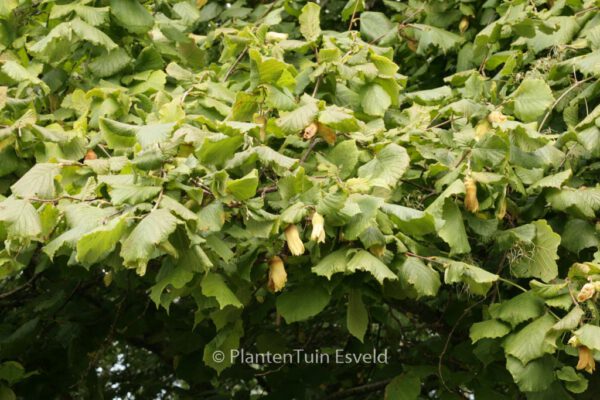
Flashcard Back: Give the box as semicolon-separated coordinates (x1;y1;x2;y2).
0;273;39;299
324;379;392;400
300;138;319;164
222;46;248;82
28;195;108;204
538;77;592;132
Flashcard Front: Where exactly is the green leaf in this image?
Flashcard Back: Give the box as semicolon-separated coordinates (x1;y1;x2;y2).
150;261;194;309
546;187;600;219
444;260;498;295
120;209;179;275
89;48;132;78
511;220;560;282
557;51;600;77
0;386;16;400
561;219;598;254
528;169;571;192
201;273;242;309
0;199;41;239
44;204;118;260
384;373;421;400
503;313;556;364
318;106;359;132
298;2;321;42
425;179;465;218
360;12;396;45
361;84;391;117
74;5;110;26
341;0;364;22
1;61;44;87
381;204;437;236
99;117;138;149
109;185;161;205
552;307;585;332
506;356;554;392
256;57;288;84
197;202;225;233
412;24;464;55
203;320;243;374
511;78;555;122
438;200;471;255
470;319;511;343
226;169;259;200
406;86;452;105
137;123;175;148
347;249;397;284
71;17;117;50
573;324;600;352
159;195;198;222
198;135;244;167
397;257;441;298
276;101;318;135
357;143;409;189
0;361;26;385
347;289;368;342
255;146;298;170
277;285;330;323
11;163;60;200
327;140;358;179
312;249;349;279
557;366;588;394
110;0;154;33
76;216;127;267
0;0;18;18
490;292;545;328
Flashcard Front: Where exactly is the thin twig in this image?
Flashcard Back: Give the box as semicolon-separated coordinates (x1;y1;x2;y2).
325;379;392;400
153;188;164;211
97;144;112;158
28;195;108;204
438;296;488;393
260;185;278;197
347;0;360;31
300;138;319;164
0;273;39;299
400;179;435;193
222;46;248;82
538;77;592;132
312;75;322;97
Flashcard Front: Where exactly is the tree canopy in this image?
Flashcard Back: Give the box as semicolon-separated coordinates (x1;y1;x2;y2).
1;0;600;398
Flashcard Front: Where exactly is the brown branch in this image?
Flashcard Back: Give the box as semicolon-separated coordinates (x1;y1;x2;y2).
0;273;39;299
324;379;392;400
437;295;488;393
300;138;319;164
538;77;592;132
28;195;108;204
400;179;435;194
260;185;278;197
347;0;360;31
222;46;249;82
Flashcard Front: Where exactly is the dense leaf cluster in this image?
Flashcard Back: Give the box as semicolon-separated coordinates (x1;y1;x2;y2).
1;0;600;398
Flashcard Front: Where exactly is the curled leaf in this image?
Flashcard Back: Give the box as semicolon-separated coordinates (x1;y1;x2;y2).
268;256;287;292
488;110;507;124
310;212;326;243
577;283;596;302
303;122;318;140
577;346;596;374
84;149;98;160
464;176;479;213
285;224;305;256
459;17;469;33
